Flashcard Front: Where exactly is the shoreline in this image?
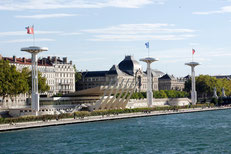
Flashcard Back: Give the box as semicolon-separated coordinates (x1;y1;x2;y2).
1;106;231;132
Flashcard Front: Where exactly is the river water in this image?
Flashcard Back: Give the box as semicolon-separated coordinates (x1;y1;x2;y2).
1;109;231;153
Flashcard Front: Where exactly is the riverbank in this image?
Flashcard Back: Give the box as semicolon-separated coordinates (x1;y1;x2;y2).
1;106;231;132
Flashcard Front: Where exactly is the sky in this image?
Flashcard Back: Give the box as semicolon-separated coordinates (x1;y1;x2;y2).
0;0;231;77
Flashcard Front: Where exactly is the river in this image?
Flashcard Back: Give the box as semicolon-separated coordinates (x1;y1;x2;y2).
1;109;231;153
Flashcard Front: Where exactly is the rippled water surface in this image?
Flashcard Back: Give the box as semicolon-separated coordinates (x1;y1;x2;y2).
1;110;231;153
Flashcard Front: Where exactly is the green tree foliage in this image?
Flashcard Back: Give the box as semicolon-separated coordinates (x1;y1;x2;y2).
131;92;140;99
73;65;82;91
22;68;50;93
184;75;231;98
210;97;218;105
154;90;188;98
153;90;168;98
0;60;29;100
38;72;50;93
10;66;29;97
218;97;224;106
0;60;49;99
131;90;188;99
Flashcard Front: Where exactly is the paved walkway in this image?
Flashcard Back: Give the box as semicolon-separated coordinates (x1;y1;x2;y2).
1;106;231;132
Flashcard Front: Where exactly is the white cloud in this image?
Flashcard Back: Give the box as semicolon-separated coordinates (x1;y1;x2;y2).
15;13;78;19
0;30;82;38
0;31;62;36
89;34;195;41
193;5;231;15
0;38;55;43
0;0;161;11
60;32;82;36
82;24;196;41
82;24;195;34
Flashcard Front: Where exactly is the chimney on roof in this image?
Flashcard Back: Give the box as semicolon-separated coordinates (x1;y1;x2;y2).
70;60;72;65
63;57;67;64
22;57;26;63
52;56;57;64
48;56;51;61
42;58;46;65
13;55;16;62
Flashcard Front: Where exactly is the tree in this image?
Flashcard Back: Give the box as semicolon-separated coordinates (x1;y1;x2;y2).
131;92;139;99
153;90;168;98
21;67;50;93
0;60;12;100
184;75;231;99
0;60;29;100
73;65;82;91
38;72;50;93
218;97;224;106
73;65;82;82
164;90;175;98
10;66;29;98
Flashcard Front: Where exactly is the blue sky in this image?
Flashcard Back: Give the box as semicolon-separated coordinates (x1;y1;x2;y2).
0;0;231;77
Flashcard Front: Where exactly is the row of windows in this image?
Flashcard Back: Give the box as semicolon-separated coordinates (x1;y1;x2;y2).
85;77;105;82
56;68;74;72
38;68;54;73
47;80;55;85
55;64;72;69
56;73;74;78
43;73;55;78
58;85;74;90
56;79;74;84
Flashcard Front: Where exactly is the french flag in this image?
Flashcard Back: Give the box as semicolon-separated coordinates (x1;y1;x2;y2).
192;49;195;55
25;25;34;34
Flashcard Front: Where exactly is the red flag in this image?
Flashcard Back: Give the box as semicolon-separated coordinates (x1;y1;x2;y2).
25;25;34;34
192;49;195;55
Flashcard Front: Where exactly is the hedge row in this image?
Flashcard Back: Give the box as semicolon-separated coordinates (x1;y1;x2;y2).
130;90;189;99
0;103;214;124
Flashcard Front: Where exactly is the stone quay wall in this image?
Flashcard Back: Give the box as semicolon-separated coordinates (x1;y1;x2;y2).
126;98;191;108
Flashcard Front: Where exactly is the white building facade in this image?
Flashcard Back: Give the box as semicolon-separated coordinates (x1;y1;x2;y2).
2;55;75;96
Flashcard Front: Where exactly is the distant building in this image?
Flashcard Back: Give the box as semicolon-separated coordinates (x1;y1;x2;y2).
77;55;164;92
214;75;231;80
2;55;75;96
158;74;185;91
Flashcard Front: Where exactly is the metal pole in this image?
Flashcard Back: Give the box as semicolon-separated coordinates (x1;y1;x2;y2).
147;62;153;107
31;53;39;115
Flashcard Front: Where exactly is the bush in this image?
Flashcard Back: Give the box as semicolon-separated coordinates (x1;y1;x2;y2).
74;111;91;118
218;97;224;106
0;103;220;124
211;97;218;105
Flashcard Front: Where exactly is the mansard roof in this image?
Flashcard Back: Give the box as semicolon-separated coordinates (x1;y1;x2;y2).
108;65;130;76
159;74;175;80
82;71;108;77
184;75;191;80
214;75;231;80
144;69;165;77
118;55;142;75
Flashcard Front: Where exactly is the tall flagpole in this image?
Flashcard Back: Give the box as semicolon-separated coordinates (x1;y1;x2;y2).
148;46;150;57
192;48;193;62
148;41;150;57
33;25;35;46
192;48;195;62
145;42;150;57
